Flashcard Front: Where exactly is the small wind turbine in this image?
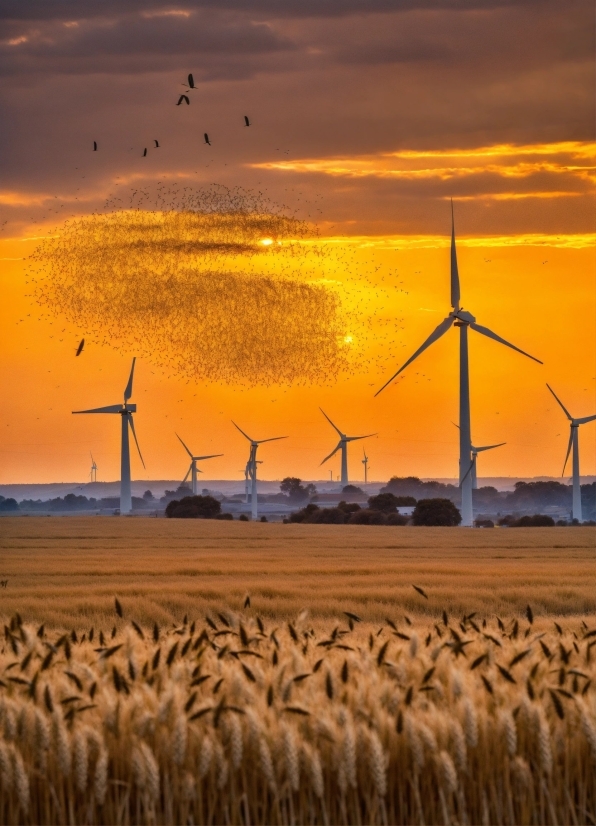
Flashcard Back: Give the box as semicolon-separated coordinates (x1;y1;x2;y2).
89;454;97;483
319;408;375;487
232;422;287;520
73;358;144;515
362;448;369;484
453;424;505;489
547;383;596;522
176;434;222;495
375;204;542;526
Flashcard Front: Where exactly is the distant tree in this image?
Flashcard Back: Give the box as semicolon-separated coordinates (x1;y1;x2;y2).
516;514;555;527
165;495;221;519
475;519;495;528
143;490;154;501
238;514;249;522
289;503;320;523
215;512;234;520
342;484;363;495
260;516;268;522
368;492;415;512
506;481;570;510
280;477;316;502
412;498;461;526
348;508;386;525
337;501;361;514
0;496;18;512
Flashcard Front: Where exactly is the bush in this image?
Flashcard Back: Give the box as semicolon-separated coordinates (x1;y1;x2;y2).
238;514;249;522
216;512;233;520
386;512;409;526
475;519;494;528
342;485;364;495
348;508;386;525
368;492;412;513
260;516;268;522
289;503;320;523
412;498;462;527
310;507;348;524
165;495;221;519
498;514;555;527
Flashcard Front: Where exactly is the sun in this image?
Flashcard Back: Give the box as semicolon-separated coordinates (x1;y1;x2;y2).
260;238;274;246
344;335;354;344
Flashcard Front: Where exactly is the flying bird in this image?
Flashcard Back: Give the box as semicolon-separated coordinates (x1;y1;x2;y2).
75;339;85;357
154;140;160;148
412;585;429;600
93;141;97;151
177;95;190;106
143;148;147;157
204;133;211;145
244;116;251;127
187;73;196;89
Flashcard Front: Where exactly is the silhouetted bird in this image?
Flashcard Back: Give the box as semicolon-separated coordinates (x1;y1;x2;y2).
143;148;147;157
177;95;190;106
75;339;85;357
93;142;97;151
187;73;195;89
244;116;251;127
204;133;211;145
154;140;160;148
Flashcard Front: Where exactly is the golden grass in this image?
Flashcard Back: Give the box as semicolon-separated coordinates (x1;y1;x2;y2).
0;518;595;629
0;607;595;824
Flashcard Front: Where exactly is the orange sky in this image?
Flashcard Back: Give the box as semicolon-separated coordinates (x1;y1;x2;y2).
0;2;594;485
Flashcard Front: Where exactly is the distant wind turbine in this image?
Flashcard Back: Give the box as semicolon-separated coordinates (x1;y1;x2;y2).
375;204;542;526
233;423;287;520
453;423;505;489
547;383;596;522
362;448;369;484
73;358;144;515
319;408;375;486
176;434;222;495
90;453;97;484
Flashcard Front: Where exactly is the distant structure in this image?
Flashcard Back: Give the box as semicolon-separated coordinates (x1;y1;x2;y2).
73;358;144;514
362;448;369;484
89;453;97;483
454;424;505;489
376;205;542;527
547;383;596;522
232;422;287;520
319;408;375;486
176;434;222;495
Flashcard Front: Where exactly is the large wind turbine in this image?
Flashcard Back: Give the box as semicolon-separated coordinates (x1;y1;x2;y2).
73;358;144;515
547;383;596;523
320;408;375;486
232;423;287;520
376;206;542;526
176;434;222;495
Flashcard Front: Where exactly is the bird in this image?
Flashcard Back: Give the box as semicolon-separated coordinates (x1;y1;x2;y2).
244;116;251;127
177;95;190;106
93;141;97;151
187;73;196;89
154;140;160;148
75;339;85;357
143;148;147;157
412;585;429;600
204;133;211;145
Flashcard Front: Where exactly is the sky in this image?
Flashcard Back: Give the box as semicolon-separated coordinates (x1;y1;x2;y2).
0;0;595;486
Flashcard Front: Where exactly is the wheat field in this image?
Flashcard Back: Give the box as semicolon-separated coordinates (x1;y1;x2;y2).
1;517;595;824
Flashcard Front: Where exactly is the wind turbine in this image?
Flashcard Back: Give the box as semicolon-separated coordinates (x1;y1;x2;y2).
320;408;375;487
73;358;144;515
176;434;222;495
89;454;97;483
375;205;542;526
362;448;369;484
232;422;287;520
547;383;596;522
453;424;505;489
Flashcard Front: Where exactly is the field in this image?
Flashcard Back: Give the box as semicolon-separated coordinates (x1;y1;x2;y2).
1;518;595;824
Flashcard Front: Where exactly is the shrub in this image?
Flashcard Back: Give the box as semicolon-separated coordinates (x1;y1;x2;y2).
342;484;364;495
260;516;268;522
238;514;249;521
348;508;386;525
475;519;495;528
216;512;233;520
386;512;409;526
289;503;320;523
309;507;348;524
165;495;221;519
516;514;555;527
412;498;462;526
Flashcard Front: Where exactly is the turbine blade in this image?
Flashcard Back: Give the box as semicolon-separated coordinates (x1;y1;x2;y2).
123;357;136;402
375;316;454;396
176;433;194;458
182;464;192;485
474;442;506;452
193;454;224;461
469;322;542;364
128;415;145;469
319;408;343;437
256;436;288;444
460;454;476;487
546;384;573;421
562;427;573;477
346;433;377;442
72;404;122;414
576;413;596;425
320;442;342;466
451;200;460;311
231;421;253;442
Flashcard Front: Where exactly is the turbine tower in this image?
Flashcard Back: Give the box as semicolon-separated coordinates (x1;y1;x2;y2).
232;422;287;520
320;408;375;486
362;448;369;484
176;434;222;495
376;206;542;526
90;454;97;483
547;383;596;522
73;358;144;515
